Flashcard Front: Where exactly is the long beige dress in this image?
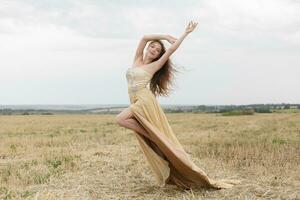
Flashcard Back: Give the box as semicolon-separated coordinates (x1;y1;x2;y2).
126;66;240;190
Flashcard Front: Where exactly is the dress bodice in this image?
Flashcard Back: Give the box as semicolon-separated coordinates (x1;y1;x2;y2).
126;67;153;94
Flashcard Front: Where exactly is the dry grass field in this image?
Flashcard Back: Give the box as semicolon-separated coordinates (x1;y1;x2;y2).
0;113;299;199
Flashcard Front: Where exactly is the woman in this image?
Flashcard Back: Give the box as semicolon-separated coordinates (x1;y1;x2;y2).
116;21;239;190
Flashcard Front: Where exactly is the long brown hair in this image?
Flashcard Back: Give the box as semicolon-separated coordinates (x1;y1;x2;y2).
148;40;180;97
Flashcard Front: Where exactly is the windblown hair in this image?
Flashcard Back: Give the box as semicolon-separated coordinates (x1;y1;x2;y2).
148;40;180;97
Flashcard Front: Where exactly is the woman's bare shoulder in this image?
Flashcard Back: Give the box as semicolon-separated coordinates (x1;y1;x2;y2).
132;60;143;68
132;57;143;66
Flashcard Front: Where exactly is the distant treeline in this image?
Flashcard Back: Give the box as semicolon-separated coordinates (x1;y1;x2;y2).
0;109;85;115
1;103;299;115
163;103;300;114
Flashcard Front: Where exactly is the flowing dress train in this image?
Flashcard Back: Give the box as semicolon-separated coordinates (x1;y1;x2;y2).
125;66;240;190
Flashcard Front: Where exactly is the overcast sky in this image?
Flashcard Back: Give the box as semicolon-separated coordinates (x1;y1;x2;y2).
0;0;299;105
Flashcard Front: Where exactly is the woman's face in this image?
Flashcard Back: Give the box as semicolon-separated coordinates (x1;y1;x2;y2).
147;42;162;59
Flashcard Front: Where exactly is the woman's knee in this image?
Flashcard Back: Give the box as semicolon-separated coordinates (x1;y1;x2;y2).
115;107;133;126
115;115;124;126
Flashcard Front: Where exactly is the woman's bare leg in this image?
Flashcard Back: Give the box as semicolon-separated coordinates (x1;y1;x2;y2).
116;107;167;160
115;107;150;138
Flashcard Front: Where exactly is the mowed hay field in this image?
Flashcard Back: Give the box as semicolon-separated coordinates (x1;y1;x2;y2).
0;113;299;200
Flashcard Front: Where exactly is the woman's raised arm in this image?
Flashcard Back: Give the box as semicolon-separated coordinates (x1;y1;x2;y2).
133;34;169;63
133;21;198;65
143;34;169;41
153;21;198;70
167;21;198;53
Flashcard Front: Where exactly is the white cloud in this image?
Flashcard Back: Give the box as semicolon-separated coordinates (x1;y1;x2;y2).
0;0;299;104
190;0;300;44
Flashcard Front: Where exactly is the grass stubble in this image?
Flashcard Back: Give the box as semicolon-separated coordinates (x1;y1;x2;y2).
0;113;299;199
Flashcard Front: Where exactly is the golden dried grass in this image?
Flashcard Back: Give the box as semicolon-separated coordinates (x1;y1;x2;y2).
0;113;299;199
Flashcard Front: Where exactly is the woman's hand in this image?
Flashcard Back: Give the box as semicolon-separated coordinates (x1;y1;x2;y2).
165;35;178;44
185;20;198;34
